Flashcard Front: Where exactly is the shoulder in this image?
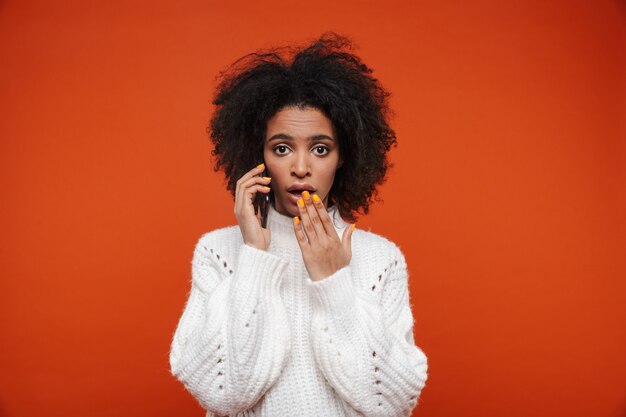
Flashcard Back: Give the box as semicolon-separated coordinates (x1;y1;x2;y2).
350;228;407;284
352;227;404;262
196;224;242;247
192;225;243;269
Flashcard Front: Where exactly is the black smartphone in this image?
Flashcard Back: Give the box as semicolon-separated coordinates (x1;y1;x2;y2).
253;167;270;229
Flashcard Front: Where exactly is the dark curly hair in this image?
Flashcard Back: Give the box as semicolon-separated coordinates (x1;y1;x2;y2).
208;32;397;222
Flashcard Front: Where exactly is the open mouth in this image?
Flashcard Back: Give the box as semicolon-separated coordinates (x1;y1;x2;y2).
287;191;307;202
286;188;316;202
286;183;316;202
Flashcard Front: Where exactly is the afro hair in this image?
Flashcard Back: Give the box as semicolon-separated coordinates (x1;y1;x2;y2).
208;32;397;222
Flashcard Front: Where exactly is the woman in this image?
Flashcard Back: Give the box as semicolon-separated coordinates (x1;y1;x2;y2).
169;32;428;417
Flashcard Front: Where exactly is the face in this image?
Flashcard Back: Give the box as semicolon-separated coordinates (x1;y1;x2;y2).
264;105;343;217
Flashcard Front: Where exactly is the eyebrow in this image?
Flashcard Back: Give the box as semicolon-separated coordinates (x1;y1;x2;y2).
267;133;335;142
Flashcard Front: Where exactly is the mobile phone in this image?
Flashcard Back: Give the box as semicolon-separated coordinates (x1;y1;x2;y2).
253;168;270;229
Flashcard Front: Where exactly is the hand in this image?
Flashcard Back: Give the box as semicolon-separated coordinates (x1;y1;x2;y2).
293;191;355;281
234;163;272;251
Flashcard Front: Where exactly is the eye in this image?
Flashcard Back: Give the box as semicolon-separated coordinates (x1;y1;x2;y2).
273;145;291;155
313;145;329;156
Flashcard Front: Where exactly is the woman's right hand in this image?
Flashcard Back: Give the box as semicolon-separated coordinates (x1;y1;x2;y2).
234;163;272;251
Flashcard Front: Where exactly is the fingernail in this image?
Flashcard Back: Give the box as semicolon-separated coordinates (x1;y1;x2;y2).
256;163;265;168
263;176;271;181
312;194;320;203
264;186;271;190
351;223;356;231
302;190;310;199
294;216;300;225
298;198;304;207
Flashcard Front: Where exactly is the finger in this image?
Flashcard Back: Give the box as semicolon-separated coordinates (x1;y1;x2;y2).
236;163;266;188
241;184;271;216
235;163;267;206
293;216;310;248
238;174;271;201
244;184;271;201
238;178;270;197
342;222;356;260
236;175;271;213
297;194;320;242
311;193;335;236
301;191;326;238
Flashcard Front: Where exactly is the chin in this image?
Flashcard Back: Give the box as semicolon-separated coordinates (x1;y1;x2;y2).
274;201;298;217
285;206;300;217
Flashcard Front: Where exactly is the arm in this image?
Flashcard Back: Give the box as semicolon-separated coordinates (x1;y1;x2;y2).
169;236;291;416
306;246;428;417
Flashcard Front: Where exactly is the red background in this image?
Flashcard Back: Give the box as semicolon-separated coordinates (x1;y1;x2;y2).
1;1;625;416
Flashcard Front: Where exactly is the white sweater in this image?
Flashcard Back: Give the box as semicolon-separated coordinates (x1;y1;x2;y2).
169;203;428;417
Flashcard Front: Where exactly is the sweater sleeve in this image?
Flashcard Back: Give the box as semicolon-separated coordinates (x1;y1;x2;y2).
169;236;291;416
305;245;428;417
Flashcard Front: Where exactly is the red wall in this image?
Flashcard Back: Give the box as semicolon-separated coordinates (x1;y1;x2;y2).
1;1;624;416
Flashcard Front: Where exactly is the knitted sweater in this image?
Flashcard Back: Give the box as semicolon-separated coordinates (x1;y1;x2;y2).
169;203;428;417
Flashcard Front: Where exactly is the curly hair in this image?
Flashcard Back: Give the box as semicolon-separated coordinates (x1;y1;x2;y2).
208;32;397;222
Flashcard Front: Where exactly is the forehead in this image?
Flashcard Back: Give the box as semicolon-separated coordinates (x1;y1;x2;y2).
265;106;335;138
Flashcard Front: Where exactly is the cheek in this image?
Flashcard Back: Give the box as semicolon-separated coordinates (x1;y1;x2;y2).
262;148;272;166
263;159;284;182
321;164;339;190
262;149;275;170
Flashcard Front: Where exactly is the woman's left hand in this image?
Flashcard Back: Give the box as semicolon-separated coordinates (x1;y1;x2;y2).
293;191;355;281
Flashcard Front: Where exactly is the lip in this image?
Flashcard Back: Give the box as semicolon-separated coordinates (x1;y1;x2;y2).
287;183;316;192
286;183;316;204
286;191;303;204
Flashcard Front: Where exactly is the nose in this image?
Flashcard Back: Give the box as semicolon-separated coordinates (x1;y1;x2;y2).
291;151;311;178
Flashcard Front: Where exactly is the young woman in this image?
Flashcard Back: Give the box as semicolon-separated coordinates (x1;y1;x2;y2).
169;33;428;417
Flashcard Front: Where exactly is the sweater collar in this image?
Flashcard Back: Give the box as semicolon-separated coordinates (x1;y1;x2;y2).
267;201;348;233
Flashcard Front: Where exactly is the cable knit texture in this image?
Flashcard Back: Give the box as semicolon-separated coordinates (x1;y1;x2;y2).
169;204;428;417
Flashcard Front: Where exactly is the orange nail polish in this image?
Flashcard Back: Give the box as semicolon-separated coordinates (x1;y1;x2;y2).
312;194;320;203
256;163;265;168
298;198;304;207
351;223;356;231
302;190;310;199
294;216;300;225
263;176;271;181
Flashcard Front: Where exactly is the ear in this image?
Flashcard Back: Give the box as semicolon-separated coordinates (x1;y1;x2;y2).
337;157;344;169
